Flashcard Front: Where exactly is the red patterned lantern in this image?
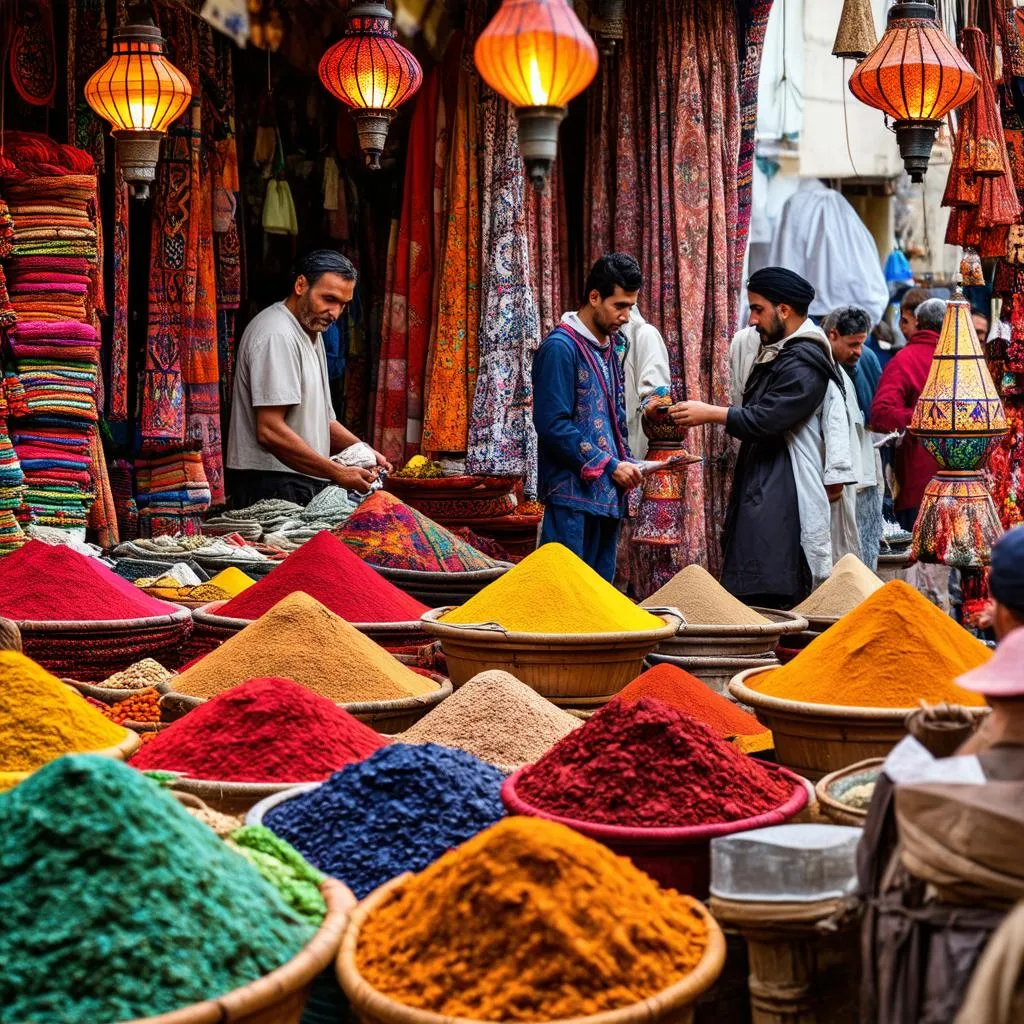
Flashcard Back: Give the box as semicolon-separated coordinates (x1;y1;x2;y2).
849;0;978;181
475;0;598;191
319;2;423;170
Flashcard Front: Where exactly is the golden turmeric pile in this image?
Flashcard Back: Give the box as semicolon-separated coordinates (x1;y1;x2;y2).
751;579;989;708
0;651;130;771
355;817;710;1021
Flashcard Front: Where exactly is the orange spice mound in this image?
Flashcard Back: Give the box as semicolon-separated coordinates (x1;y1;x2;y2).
749;580;990;708
616;664;766;737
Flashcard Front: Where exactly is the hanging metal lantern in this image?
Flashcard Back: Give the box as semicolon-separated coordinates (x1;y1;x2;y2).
849;1;979;181
592;0;625;57
84;11;192;199
475;0;598;191
319;2;423;170
832;0;878;61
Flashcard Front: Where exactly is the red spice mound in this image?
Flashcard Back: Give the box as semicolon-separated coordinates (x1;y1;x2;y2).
516;697;794;828
129;676;388;783
218;531;428;623
616;664;766;738
0;540;177;621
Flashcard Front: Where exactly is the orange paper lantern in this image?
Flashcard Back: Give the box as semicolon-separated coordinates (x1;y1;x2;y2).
84;14;192;198
475;0;598;190
319;2;423;170
849;0;978;181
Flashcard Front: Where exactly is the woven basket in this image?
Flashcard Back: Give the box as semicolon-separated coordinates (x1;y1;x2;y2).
193;601;433;650
336;873;726;1024
121;878;354;1024
727;666;988;780
64;677;174;706
645;652;779;697
815;757;884;827
165;776;320;816
246;782;319;826
651;608;809;658
160;673;452;735
373;565;511;605
420;608;681;702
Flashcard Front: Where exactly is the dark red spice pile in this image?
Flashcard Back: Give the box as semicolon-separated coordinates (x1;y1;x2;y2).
129;676;388;782
0;540;176;621
217;531;428;623
516;697;794;827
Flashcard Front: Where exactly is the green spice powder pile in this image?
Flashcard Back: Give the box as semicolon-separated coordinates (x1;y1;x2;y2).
0;755;315;1023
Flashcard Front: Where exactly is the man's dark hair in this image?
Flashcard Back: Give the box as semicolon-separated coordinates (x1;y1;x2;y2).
873;320;896;346
293;249;357;288
583;253;642;303
823;306;872;337
900;286;930;312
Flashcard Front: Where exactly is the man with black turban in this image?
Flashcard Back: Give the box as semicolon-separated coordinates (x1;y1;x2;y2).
670;267;850;607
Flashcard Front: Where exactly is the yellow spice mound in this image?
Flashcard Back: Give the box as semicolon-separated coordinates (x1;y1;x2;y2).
793;553;884;619
643;564;769;626
0;651;131;771
440;543;664;633
750;580;989;708
173;593;438;701
207;567;255;598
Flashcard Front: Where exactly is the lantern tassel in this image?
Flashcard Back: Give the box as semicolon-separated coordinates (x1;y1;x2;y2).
832;0;877;61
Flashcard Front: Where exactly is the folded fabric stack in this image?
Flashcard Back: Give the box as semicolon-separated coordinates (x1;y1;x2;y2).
135;449;212;538
0;377;26;554
7;320;100;532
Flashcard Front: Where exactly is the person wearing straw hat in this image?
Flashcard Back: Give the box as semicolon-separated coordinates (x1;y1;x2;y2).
956;627;1024;756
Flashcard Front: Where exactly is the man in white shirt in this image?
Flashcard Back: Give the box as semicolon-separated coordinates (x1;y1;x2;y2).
226;250;390;507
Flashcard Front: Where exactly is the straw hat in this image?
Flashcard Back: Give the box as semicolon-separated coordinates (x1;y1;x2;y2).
957;628;1024;697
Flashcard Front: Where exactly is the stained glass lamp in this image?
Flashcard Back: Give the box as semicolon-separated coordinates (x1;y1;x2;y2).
848;1;978;181
910;293;1007;566
84;13;192;198
319;2;423;170
474;0;598;191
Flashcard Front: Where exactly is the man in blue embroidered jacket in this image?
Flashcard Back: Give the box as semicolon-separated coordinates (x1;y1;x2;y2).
532;253;645;581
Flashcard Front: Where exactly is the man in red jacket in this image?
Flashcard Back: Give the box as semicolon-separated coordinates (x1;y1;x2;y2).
870;297;946;530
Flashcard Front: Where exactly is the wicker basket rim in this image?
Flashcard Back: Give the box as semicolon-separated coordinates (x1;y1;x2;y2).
246;782;321;826
372;564;513;582
162;675;452;715
420;607;682;645
646;652;780;669
64;677;174;703
665;607;809;637
13;606;192;632
728;666;989;720
814;757;885;812
121;878;354;1024
193;600;435;633
335;874;726;1024
500;765;808;842
165;775;323;798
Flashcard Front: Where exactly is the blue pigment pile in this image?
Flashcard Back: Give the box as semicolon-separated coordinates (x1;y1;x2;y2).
264;742;505;897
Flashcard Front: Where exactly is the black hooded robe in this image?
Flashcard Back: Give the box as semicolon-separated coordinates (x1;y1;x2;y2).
720;337;843;608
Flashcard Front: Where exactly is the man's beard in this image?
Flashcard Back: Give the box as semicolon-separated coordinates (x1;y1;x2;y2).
757;312;785;345
296;303;334;333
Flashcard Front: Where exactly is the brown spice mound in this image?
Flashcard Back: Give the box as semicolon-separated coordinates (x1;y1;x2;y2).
401;670;579;770
643;564;769;626
172;593;438;702
793;553;884;619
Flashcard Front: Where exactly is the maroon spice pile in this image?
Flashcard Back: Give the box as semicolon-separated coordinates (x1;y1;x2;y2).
129;676;388;783
217;531;428;623
0;540;176;621
515;697;794;827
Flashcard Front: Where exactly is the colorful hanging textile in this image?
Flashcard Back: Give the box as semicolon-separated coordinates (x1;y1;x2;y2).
526;158;570;339
421;36;481;456
67;0;110;166
584;0;742;581
374;68;443;466
109;160;130;420
466;95;541;487
10;0;56;108
737;0;775;277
